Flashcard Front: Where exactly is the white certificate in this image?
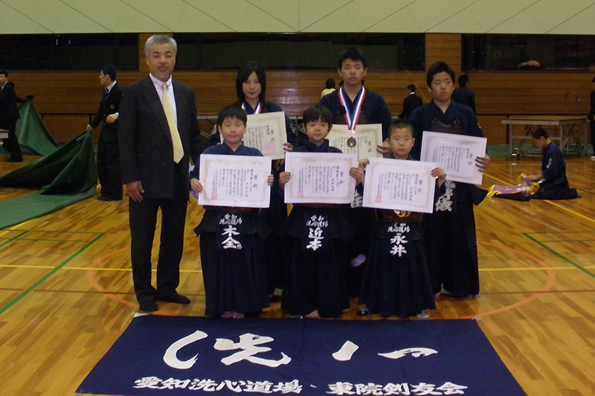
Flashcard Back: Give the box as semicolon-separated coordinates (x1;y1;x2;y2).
198;154;272;208
284;152;357;204
420;131;487;185
327;124;383;160
362;158;437;214
221;112;287;159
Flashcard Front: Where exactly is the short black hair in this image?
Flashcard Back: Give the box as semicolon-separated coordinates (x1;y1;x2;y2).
303;105;333;126
337;47;367;69
407;84;416;92
325;78;336;89
427;61;455;87
458;74;469;86
101;65;117;82
531;128;548;139
217;105;247;128
388;120;414;137
0;70;8;77
236;62;267;104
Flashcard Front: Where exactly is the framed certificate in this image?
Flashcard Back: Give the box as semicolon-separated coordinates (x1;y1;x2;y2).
420;131;487;185
284;152;357;204
221;112;287;159
327;124;383;160
362;158;437;214
197;154;272;208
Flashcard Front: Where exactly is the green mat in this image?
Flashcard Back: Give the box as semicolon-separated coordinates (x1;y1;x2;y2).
0;131;97;229
15;98;60;156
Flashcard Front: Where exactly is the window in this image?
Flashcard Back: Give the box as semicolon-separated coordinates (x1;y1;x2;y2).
0;34;138;71
463;34;595;71
174;33;424;71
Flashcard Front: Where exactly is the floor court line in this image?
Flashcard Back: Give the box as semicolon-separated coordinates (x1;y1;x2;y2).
0;198;587;319
0;233;103;316
524;233;595;279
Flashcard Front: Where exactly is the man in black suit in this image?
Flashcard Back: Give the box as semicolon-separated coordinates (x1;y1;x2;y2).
0;70;23;162
452;74;476;114
587;77;595;159
87;65;123;200
118;35;203;312
398;84;423;121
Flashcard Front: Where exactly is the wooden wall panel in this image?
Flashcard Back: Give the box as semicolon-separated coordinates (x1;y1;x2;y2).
7;33;595;146
42;115;90;144
465;72;592;116
477;115;509;145
425;33;461;73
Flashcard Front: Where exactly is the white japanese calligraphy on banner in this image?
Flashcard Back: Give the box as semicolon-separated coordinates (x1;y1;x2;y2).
198;154;272;208
420;131;487;185
362;158;437;214
284;152;357;204
133;329;467;394
220;112;287;159
327;124;383;160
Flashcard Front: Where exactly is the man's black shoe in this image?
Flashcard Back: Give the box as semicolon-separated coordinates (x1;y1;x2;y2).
139;300;158;312
157;293;190;305
98;196;121;201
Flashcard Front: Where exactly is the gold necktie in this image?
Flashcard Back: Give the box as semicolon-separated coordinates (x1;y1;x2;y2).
161;84;184;163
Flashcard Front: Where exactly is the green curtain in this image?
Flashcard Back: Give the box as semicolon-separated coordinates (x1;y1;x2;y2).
0;131;97;229
15;98;60;156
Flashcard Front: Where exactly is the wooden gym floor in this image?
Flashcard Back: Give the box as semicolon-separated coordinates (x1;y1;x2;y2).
1;155;595;395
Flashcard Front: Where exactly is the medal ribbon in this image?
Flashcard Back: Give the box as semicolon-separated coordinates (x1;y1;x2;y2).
241;102;261;115
338;86;366;130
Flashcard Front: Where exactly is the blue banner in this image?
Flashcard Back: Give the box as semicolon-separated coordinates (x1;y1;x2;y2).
77;316;525;396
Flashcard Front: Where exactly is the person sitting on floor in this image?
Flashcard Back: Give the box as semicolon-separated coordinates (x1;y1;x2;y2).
525;128;580;200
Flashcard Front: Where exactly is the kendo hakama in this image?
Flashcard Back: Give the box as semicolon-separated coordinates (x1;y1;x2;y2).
358;211;436;317
422;183;483;296
196;208;272;317
532;142;579;200
280;205;353;318
409;101;487;297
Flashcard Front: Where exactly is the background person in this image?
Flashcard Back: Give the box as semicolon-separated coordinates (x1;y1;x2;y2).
525;128;580;200
86;65;123;201
397;84;423;121
0;70;24;162
452;74;476;114
321;78;336;98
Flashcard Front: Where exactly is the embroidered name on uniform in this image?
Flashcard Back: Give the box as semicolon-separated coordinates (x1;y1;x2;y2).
351;188;363;208
305;215;328;251
436;180;455;212
388;223;410;257
219;214;243;250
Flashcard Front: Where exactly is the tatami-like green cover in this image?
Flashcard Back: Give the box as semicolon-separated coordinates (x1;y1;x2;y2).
0;131;97;229
15;98;60;156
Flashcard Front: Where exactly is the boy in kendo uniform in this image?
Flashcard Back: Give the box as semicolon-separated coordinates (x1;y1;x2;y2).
319;47;392;293
408;62;491;299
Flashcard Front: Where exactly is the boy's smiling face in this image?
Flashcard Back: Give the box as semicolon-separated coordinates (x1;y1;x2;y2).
305;118;331;146
428;71;454;104
219;116;246;148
